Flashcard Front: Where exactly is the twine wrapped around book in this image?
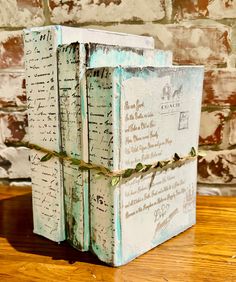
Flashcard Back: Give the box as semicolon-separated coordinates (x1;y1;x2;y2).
5;141;200;186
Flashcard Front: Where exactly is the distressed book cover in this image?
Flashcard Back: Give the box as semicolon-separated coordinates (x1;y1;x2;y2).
58;43;172;251
23;25;154;243
87;66;204;266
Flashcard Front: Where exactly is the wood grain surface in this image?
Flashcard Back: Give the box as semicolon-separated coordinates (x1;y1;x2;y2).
0;185;236;282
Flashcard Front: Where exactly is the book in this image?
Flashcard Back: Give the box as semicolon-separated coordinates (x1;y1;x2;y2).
57;43;172;250
23;25;155;243
86;66;204;266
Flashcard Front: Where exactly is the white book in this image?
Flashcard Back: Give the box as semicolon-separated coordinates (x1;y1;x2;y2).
23;25;154;243
57;43;172;250
87;66;204;266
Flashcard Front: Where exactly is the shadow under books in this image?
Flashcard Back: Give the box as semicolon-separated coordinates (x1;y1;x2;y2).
0;192;105;266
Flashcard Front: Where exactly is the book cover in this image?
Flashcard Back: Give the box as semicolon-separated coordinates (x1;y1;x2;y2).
87;66;204;266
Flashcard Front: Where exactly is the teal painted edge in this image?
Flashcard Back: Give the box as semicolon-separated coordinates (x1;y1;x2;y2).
55;25;62;45
113;67;123;266
113;67;122;170
114;187;122;266
83;175;90;250
81;85;86;120
80;44;86;120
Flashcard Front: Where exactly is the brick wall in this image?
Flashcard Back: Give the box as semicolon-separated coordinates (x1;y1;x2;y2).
0;0;235;194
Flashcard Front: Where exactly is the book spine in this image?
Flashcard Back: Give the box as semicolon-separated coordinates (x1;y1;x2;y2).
23;27;65;242
57;43;89;251
86;67;122;266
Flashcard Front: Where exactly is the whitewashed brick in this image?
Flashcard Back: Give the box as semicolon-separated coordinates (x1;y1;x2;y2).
85;22;231;66
199;109;230;145
229;112;236;145
0;31;24;69
0;0;44;27
48;0;165;23
0;73;26;107
173;0;236;20
198;184;236;196
0;146;30;179
203;69;236;106
0;112;28;144
198;149;236;184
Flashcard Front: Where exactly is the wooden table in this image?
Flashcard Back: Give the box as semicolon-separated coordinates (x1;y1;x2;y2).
0;185;236;282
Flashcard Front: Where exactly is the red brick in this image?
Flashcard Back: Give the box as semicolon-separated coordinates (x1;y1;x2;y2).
0;112;28;144
18;0;43;8
199;110;230;145
0;31;24;69
173;0;208;21
48;0;165;23
203;69;236;105
198;149;236;184
173;0;236;21
0;73;26;107
0;0;44;27
0;146;30;178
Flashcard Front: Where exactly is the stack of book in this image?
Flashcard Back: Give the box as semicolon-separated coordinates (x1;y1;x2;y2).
24;26;204;266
